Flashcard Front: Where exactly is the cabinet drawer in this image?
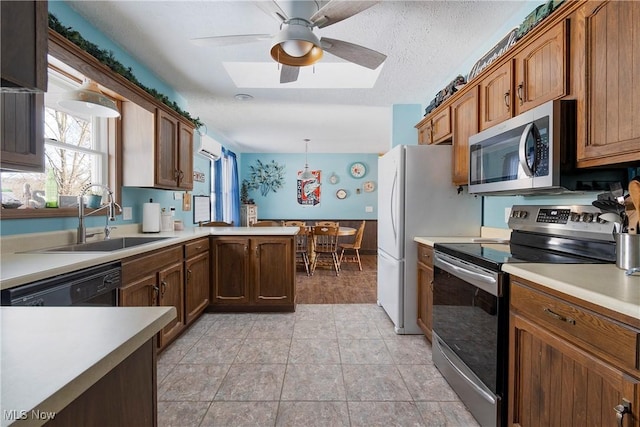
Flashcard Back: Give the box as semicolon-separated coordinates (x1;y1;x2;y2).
185;238;209;258
122;245;183;280
417;244;433;267
511;281;639;371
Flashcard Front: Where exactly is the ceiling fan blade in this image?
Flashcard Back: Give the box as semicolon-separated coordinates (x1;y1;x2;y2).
280;65;300;84
254;0;288;23
320;37;386;70
190;34;271;47
311;0;380;28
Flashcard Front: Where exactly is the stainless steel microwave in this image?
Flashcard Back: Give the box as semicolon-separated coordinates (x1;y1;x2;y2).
468;100;627;195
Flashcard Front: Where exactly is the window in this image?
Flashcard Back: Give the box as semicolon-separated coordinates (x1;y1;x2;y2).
1;69;114;215
211;149;240;224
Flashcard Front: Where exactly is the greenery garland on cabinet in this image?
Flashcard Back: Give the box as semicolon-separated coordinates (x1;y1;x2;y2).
48;14;203;128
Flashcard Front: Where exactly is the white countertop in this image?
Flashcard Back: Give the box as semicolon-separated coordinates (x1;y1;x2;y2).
0;306;176;427
0;227;298;290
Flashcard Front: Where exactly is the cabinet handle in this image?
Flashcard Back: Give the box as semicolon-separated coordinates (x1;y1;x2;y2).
160;280;167;297
152;285;159;302
255;246;260;258
615;399;631;427
187;268;192;282
504;90;510;110
543;307;576;325
517;83;524;105
244;245;248;255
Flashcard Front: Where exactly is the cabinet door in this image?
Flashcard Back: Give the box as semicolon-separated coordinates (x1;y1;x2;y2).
1;0;48;91
178;124;193;190
417;119;433;145
514;21;567;115
581;0;640;166
252;237;294;304
158;261;184;348
431;106;452;144
119;274;158;307
155;109;179;188
451;86;479;185
510;314;640;427
480;61;513;130
185;251;210;325
417;263;433;341
211;238;250;305
1;92;44;172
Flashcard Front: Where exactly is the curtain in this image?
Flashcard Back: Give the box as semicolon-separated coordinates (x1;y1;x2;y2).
211;147;240;225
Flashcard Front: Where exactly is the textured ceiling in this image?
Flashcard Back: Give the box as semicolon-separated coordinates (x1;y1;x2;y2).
66;0;535;154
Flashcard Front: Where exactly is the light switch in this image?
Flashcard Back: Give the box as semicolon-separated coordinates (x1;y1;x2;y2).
122;206;133;221
173;192;183;200
365;206;374;213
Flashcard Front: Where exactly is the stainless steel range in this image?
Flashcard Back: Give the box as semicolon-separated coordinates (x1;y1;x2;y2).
432;205;616;427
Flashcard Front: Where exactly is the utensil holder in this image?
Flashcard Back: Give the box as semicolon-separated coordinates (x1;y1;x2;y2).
86;194;102;209
615;233;640;272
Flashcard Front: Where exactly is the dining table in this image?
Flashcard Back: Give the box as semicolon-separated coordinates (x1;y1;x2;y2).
305;226;356;269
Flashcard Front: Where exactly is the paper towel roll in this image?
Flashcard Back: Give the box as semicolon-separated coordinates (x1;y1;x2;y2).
142;202;161;233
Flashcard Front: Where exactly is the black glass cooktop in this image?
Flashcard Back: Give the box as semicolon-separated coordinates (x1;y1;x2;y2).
435;240;613;272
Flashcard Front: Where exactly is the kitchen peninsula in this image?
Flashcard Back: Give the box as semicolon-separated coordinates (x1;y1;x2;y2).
1;306;176;427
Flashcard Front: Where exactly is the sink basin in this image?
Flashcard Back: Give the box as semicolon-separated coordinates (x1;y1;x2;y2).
36;237;171;253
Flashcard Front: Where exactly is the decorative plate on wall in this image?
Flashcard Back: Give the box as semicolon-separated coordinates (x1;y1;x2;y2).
329;173;339;184
363;181;376;192
349;162;367;178
336;189;347;199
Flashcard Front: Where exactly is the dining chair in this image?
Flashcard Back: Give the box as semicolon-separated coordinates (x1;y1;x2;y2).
283;220;307;227
339;220;366;271
311;225;340;276
199;221;233;226
251;220;281;227
315;221;339;227
294;226;311;275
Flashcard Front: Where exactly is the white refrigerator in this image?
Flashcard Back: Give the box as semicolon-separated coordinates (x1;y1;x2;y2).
377;145;482;334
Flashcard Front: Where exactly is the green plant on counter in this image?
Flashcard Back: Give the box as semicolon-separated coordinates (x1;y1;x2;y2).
48;14;203;128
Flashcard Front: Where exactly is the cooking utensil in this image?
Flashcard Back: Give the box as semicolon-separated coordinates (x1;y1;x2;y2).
610;182;625;204
592;199;625;214
599;212;623;233
627;180;640;234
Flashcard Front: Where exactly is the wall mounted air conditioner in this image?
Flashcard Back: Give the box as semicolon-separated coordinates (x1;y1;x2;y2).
197;135;222;161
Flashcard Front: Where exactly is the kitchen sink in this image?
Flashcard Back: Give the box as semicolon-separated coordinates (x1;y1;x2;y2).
34;237;171;253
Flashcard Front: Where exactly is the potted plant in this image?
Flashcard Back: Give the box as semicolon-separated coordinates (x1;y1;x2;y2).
240;181;254;205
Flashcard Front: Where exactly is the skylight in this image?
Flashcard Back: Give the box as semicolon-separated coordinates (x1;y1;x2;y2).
223;62;384;89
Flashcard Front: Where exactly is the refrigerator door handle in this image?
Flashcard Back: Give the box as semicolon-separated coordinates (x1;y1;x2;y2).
390;165;398;243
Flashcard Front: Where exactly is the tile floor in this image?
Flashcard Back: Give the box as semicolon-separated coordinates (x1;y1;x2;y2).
157;304;480;427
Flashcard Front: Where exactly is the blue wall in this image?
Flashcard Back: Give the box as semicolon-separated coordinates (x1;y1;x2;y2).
240;153;378;220
392;104;421;148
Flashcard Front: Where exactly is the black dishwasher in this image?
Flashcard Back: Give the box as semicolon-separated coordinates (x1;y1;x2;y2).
1;262;121;306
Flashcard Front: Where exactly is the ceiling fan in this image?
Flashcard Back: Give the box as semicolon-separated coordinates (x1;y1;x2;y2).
191;0;387;83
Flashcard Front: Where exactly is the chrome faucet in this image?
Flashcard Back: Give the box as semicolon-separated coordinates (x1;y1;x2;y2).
77;184;122;244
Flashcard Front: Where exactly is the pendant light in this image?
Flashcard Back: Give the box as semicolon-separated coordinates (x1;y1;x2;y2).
299;139;314;180
58;79;120;118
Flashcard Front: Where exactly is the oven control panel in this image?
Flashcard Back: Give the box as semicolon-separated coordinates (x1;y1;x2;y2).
508;205;615;241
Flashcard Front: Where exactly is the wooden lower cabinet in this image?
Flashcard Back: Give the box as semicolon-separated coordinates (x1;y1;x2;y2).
48;338;157;427
184;238;210;325
211;235;295;311
509;277;640;427
416;243;433;341
120;245;186;351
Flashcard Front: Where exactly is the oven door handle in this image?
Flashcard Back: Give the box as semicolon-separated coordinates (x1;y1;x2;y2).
434;252;498;297
434;335;497;405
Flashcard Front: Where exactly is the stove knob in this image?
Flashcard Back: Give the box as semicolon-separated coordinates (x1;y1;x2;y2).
519;211;528;219
581;212;594;223
511;210;519;218
570;212;581;222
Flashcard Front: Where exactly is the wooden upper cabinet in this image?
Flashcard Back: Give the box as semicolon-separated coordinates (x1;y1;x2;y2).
156;109;180;188
580;0;640;166
514;20;567;115
416;107;451;145
451;86;479;185
122;102;194;190
480;61;514;130
1;0;48;92
1;93;45;172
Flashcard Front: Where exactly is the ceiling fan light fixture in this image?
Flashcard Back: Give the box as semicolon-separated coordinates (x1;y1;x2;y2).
270;20;323;67
58;79;120;118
